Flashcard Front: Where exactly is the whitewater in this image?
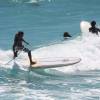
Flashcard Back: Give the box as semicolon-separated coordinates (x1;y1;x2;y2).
1;28;100;72
0;0;100;100
1;28;100;100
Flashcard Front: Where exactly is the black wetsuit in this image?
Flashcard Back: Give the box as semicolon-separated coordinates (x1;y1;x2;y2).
89;27;100;36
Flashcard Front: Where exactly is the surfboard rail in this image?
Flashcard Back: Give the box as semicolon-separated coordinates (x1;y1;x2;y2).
30;57;81;69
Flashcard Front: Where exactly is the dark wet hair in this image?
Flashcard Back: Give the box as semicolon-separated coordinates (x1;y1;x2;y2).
91;21;96;26
63;32;69;37
63;32;71;38
18;31;24;34
17;31;24;37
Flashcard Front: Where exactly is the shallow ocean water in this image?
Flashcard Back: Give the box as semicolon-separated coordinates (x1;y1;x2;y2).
0;0;100;100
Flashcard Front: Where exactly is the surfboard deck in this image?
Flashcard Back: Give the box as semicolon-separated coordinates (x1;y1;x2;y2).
30;57;81;69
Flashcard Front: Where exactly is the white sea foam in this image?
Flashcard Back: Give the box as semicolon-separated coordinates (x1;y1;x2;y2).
11;0;41;3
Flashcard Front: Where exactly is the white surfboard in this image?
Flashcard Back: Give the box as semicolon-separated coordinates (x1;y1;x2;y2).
30;57;81;69
80;21;91;36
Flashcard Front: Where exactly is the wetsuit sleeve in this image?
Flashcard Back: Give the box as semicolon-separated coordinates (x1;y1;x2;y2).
97;28;100;32
97;28;100;36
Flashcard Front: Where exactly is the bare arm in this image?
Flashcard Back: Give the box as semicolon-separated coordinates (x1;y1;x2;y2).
22;39;29;45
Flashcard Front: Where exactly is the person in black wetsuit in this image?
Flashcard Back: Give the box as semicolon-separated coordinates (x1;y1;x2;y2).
63;32;72;40
13;31;36;65
89;21;100;36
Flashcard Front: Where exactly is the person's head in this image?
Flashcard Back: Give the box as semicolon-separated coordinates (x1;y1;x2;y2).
91;21;96;27
18;31;24;37
63;32;71;40
63;32;69;37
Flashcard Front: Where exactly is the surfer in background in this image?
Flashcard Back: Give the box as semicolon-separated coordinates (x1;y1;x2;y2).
89;21;100;36
13;31;36;65
63;32;72;40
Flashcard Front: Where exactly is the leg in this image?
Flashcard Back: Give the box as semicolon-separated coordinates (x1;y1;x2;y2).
13;45;18;59
13;51;18;59
28;51;36;65
23;48;36;65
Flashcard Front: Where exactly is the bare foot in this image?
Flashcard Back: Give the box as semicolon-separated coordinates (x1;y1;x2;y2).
30;61;36;65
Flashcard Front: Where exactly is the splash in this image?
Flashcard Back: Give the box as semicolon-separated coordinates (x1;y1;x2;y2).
0;33;100;73
0;50;14;68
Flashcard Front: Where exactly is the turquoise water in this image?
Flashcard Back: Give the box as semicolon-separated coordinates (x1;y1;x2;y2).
0;0;100;100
